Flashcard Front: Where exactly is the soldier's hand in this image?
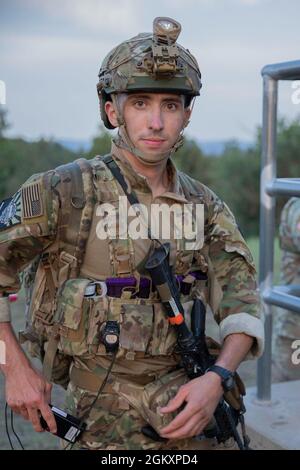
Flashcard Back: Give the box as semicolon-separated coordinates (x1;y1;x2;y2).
159;373;223;440
5;364;57;434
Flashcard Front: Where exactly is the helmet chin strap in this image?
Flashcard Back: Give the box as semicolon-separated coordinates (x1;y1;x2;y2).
111;94;188;167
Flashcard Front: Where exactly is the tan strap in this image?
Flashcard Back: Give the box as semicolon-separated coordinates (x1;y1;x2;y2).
42;159;96;382
56;161;86;268
56;158;95;282
99;154;135;277
43;325;60;382
70;364;155;393
70;365;115;393
71;159;96;277
57;251;78;286
40;253;57;299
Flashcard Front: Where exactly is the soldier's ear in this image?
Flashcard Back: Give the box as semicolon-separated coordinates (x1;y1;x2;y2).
104;101;119;128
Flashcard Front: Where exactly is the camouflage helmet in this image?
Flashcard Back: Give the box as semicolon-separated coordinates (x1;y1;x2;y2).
97;17;202;129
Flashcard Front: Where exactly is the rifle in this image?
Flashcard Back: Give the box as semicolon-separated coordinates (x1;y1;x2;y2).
145;242;250;450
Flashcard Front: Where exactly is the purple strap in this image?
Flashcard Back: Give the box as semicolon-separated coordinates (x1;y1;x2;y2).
105;271;206;298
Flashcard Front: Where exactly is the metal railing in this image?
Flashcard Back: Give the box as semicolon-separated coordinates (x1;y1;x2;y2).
257;60;300;401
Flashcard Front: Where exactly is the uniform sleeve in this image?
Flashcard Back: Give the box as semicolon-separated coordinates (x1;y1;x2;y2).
206;193;264;359
0;170;59;321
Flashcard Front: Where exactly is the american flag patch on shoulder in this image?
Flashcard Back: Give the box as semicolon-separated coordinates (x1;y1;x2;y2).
21;182;43;219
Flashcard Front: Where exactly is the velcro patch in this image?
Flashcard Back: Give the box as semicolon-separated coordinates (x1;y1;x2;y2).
0;191;22;230
21;182;43;219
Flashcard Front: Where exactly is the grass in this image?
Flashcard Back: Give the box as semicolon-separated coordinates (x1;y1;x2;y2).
246;236;281;284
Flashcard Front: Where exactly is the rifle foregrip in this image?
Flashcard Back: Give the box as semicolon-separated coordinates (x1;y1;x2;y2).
191;298;206;338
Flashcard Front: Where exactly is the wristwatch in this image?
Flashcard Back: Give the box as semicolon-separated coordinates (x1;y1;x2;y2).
206;365;235;393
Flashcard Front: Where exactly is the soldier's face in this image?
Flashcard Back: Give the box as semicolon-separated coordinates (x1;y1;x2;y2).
106;92;191;155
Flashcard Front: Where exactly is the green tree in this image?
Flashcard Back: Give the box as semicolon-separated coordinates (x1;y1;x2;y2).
0;136;75;199
209;140;260;236
209;116;300;237
173;137;213;187
87;126;112;157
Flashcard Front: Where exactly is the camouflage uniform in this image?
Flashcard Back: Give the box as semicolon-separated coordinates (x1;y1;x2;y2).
0;17;264;450
273;197;300;381
0;143;263;449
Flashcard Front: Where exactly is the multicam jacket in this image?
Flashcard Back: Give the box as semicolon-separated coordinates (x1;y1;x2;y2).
0;143;264;385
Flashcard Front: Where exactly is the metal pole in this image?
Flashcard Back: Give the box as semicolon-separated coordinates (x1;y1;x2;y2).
266;178;300;197
257;75;278;401
263;286;300;313
262;60;300;80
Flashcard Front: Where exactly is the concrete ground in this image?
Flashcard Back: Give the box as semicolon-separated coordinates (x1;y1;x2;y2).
244;380;300;450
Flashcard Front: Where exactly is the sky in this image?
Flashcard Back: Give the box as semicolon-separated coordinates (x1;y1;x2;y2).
0;0;300;143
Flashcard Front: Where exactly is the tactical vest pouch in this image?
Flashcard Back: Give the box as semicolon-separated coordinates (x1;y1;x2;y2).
54;278;91;357
20;262;56;355
46;282;178;360
147;303;177;356
118;302;154;355
44;280;173;360
88;296;160;357
87;297;194;359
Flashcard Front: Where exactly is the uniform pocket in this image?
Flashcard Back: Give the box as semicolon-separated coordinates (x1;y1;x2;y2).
119;301;154;354
115;368;188;434
86;294;109;355
142;368;188;432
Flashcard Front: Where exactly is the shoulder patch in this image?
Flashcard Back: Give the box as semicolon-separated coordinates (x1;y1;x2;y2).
21;182;43;219
0;191;22;230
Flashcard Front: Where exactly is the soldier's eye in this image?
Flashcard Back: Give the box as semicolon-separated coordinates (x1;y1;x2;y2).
134;100;146;109
165;102;178;111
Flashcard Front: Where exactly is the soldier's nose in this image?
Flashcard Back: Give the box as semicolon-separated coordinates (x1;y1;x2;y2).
149;110;164;131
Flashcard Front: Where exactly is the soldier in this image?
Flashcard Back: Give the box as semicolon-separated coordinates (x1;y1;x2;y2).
273;197;300;381
0;17;264;450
